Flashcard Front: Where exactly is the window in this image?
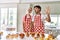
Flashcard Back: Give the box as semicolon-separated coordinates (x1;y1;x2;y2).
0;8;17;30
1;8;8;26
50;15;60;26
58;15;60;25
8;8;17;27
51;15;57;24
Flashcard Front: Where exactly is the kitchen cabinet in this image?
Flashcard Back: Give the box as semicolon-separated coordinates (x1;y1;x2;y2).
0;0;19;3
21;0;60;3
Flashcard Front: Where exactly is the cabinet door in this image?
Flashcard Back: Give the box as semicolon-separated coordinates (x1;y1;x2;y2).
0;0;19;3
21;0;60;3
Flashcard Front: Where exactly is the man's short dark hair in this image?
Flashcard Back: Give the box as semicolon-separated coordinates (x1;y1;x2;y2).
34;5;41;11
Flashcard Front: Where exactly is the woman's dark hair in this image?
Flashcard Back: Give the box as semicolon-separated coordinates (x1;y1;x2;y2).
34;5;41;11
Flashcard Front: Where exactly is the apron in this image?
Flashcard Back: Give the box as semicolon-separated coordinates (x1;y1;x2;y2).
23;14;32;32
34;14;44;34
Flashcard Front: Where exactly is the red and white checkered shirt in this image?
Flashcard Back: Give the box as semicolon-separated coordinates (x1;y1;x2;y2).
34;14;45;34
23;14;32;32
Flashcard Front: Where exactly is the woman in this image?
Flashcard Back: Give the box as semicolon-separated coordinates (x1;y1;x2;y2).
23;7;32;36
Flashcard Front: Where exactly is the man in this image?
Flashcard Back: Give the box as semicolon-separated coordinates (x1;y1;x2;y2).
33;5;51;34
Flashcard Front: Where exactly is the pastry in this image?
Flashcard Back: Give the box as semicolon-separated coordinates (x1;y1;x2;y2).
0;32;3;35
39;34;45;40
48;34;54;39
14;34;18;38
46;34;54;40
34;37;38;40
6;34;11;39
19;33;25;39
25;32;30;37
31;32;35;37
37;33;40;38
11;34;14;39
